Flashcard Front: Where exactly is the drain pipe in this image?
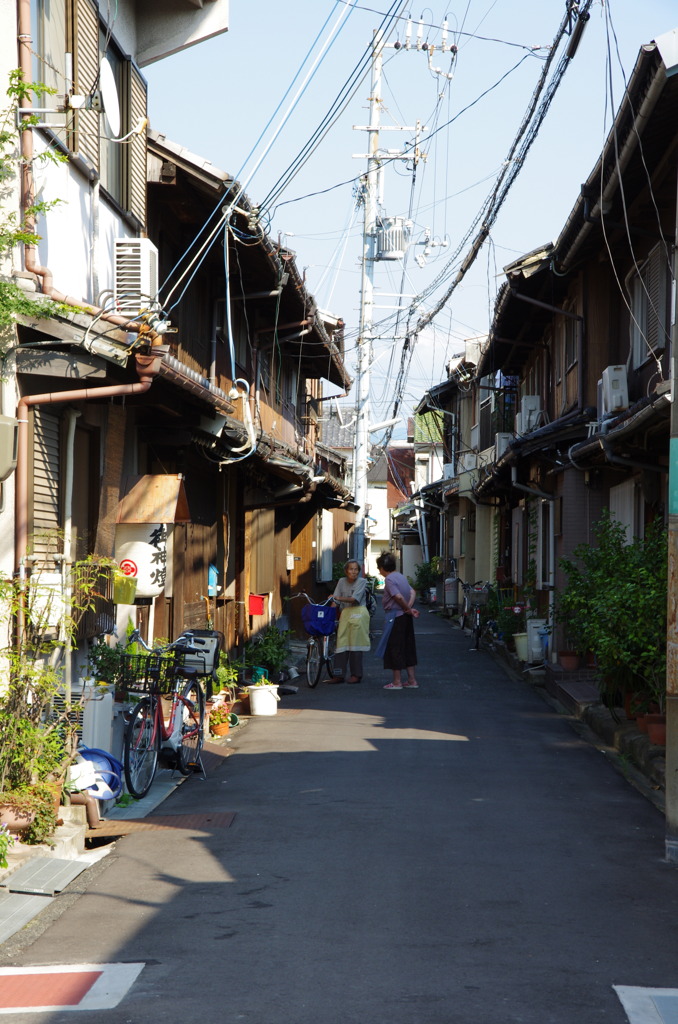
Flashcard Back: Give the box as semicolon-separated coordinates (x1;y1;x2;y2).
15;350;166;637
599;438;664;473
60;408;81;702
511;467;555;650
16;2;157;338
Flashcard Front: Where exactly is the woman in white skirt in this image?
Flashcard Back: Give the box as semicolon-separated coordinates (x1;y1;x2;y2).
328;560;371;683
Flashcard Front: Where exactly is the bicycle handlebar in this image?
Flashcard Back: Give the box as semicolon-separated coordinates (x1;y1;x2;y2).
126;628;204;654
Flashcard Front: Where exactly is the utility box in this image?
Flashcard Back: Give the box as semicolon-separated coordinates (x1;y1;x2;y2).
0;415;18;481
601;365;629;416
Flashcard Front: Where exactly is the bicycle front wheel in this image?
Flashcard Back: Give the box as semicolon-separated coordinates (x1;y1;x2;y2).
325;632;337;679
176;680;205;775
124;697;160;799
306;638;321;687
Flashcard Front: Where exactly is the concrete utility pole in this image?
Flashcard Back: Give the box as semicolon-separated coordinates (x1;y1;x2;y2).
351;29;383;565
665;171;678;863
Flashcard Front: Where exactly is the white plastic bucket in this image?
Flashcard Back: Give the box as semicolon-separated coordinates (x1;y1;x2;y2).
248;683;280;716
514;633;529;661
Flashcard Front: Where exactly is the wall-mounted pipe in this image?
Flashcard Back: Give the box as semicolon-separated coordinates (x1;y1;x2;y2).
61;408;81;701
16;1;159;341
15;350;165;576
599;438;664;473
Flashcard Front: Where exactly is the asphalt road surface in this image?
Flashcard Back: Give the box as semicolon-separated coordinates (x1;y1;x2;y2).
2;607;677;1023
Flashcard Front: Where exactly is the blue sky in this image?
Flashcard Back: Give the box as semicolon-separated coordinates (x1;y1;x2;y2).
145;1;677;432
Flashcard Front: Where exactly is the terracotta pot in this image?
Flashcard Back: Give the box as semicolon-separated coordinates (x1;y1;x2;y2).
558;651;580;672
636;715;648;734
0;803;36;833
210;721;230;737
645;714;666;746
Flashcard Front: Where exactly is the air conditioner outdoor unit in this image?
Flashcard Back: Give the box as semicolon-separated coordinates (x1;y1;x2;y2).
520;395;542;432
495;432;512;460
442;463;455;480
601;365;629;416
114;238;159;318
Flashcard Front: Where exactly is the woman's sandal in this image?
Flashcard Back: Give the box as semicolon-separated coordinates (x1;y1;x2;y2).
383;682;403;689
403;682;419;688
347;676;362;684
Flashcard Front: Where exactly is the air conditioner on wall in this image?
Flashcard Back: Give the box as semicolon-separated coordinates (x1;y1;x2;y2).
600;365;629;416
114;238;159;318
520;395;542;432
495;432;512;459
442;463;455;480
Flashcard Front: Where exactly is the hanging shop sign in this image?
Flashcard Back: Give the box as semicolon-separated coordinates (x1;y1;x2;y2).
114;523;167;598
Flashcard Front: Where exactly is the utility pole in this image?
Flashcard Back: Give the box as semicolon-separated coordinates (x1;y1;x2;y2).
351;29;383;565
665;171;678;863
351;24;429;564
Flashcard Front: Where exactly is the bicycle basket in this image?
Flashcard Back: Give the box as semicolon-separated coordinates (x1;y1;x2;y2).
120;651;177;694
467;588;489;606
301;603;337;636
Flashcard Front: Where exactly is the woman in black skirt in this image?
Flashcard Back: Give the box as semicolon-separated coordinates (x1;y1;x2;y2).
375;552;420;689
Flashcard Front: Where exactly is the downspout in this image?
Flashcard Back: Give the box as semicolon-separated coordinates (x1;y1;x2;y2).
60;408;81;703
511;466;555;647
599;437;664;473
16;2;157;338
15;350;165;632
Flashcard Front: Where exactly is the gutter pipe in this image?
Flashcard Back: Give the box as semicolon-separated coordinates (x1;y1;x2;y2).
558;51;666;270
16;1;158;340
599;437;665;473
15;351;165;641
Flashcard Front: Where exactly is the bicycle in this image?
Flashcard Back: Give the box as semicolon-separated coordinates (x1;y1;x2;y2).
292;593;338;687
457;580;493;651
120;630;208;799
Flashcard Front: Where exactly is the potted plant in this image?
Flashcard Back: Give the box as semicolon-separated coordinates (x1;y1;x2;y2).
0;559;107;845
215;652;239;699
558;511;667;710
244;624;293;681
208;704;233;737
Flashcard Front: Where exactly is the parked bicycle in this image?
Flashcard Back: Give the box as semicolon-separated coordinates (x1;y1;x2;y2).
292;593;338;687
121;630;209;799
457;580;493;651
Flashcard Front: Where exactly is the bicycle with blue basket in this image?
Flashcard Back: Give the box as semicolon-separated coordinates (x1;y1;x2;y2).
293;593;338;687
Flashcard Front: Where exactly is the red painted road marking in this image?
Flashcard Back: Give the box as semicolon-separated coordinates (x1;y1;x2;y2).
0;971;102;1008
0;964;145;1013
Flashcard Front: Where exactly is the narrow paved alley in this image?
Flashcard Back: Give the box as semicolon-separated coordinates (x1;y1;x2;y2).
1;607;677;1024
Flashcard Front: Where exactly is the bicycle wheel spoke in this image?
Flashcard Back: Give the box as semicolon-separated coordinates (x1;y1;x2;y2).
176;680;205;775
306;639;320;688
124;698;159;799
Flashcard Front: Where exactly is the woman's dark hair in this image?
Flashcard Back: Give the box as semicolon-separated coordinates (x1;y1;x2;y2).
376;551;396;573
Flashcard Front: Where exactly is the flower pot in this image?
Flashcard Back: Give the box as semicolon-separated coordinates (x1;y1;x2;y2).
210;721;230;737
558;651;580;672
645;714;666;746
636;715;648;734
0;803;36;833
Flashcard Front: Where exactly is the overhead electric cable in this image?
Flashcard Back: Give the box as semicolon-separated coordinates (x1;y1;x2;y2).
159;0;357;309
409;0;594;339
258;0;410;216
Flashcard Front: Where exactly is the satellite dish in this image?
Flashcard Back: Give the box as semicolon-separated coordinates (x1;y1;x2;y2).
99;57;121;138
